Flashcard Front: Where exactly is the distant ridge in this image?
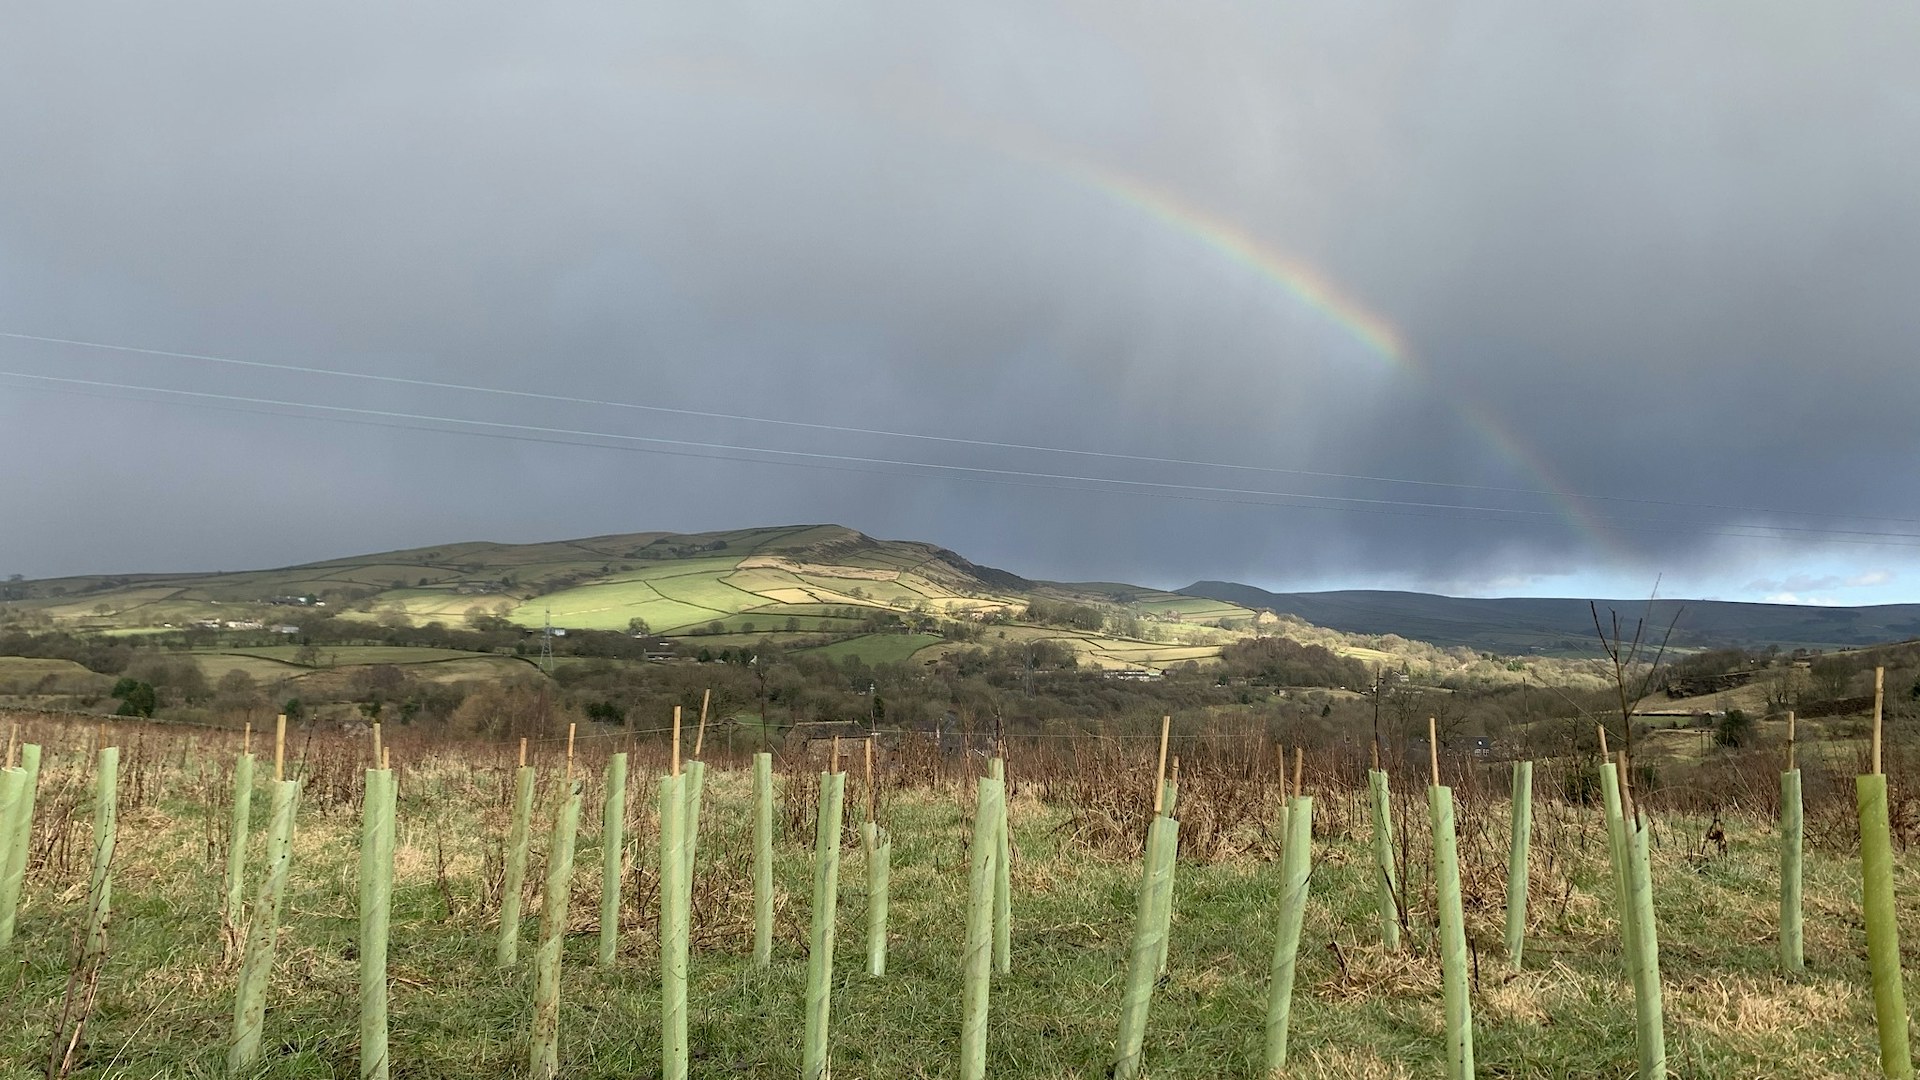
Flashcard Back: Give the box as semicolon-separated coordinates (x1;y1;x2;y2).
1179;582;1920;654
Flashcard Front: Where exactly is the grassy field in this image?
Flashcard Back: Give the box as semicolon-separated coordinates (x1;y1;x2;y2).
0;657;115;696
795;633;945;666
0;713;1912;1078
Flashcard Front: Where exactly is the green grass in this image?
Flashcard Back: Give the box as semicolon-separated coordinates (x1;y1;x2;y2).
0;657;115;695
514;580;731;633
0;716;1912;1078
793;633;945;666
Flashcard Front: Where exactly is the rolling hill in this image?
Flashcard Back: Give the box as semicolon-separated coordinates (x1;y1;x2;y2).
1;525;1262;672
1178;583;1920;655
19;523;1907;675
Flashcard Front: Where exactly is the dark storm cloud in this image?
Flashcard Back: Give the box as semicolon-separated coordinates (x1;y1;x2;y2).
3;2;1918;600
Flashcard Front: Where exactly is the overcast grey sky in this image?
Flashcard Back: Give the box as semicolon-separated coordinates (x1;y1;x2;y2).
4;2;1920;603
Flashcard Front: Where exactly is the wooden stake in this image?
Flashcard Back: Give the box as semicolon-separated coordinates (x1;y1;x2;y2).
1617;750;1636;828
1292;747;1305;801
1786;710;1797;772
671;706;682;778
1153;715;1172;812
4;725;14;770
1873;666;1884;775
566;723;577;782
832;736;841;775
244;722;252;756
694;689;711;758
1428;717;1440;788
519;737;528;769
382;746;391;772
1598;724;1610;760
372;722;382;768
274;714;286;782
1370;738;1379;772
865;738;876;823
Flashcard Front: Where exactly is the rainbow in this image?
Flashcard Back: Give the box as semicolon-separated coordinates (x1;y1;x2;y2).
1046;163;1409;366
1014;149;1621;552
631;62;1620;550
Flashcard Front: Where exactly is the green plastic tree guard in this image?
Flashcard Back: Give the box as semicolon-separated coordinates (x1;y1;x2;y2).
229;778;301;1074
1858;773;1914;1079
803;770;846;1080
862;820;891;977
660;771;689;1080
1263;795;1315;1073
1625;816;1666;1080
684;758;707;873
85;746;118;965
1766;764;1797;976
1431;783;1475;1080
359;768;396;1080
1780;767;1804;973
599;753;628;967
1504;761;1533;969
1600;761;1638;977
1115;813;1180;1080
0;769;23;941
989;758;1011;976
960;776;1004;1080
0;743;40;948
223;752;254;932
530;781;582;1080
1368;768;1401;951
496;764;536;968
753;752;774;967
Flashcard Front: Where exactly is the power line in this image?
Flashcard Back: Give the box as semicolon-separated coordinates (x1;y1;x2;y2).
7;327;1917;529
7;367;1920;548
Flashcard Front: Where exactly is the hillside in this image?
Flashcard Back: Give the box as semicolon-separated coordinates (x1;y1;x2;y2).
2;525;1265;673
1180;583;1920;655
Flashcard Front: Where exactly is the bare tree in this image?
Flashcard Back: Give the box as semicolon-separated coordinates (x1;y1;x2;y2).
1591;600;1682;761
